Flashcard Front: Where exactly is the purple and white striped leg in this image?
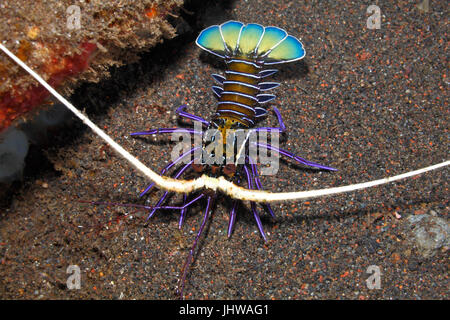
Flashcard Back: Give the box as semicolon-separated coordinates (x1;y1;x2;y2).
255;142;337;171
176;105;210;126
248;156;275;218
226;177;241;238
243;164;267;242
253;106;286;134
178;195;214;298
130;127;202;136
179;194;188;229
139;146;201;197
86;193;205;213
152;193;205;211
145;159;195;220
227;200;238;238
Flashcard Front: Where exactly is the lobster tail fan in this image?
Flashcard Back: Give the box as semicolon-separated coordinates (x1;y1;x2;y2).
220;21;244;54
255;27;305;64
196;21;305;64
262;35;305;64
238;23;264;56
195;25;227;58
195;21;243;58
255;26;287;57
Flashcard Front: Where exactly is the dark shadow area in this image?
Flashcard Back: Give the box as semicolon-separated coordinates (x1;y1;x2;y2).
0;0;237;210
276;59;310;81
184;0;237;29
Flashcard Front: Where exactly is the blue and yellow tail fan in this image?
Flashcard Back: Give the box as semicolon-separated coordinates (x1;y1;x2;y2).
195;20;305;64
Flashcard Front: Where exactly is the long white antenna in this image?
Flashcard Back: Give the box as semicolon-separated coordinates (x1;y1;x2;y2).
0;42;189;192
1;42;448;203
217;160;449;202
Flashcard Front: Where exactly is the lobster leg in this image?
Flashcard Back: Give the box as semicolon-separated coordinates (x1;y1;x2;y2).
227;200;239;238
227;177;241;238
178;195;214;298
139;146;201;197
176;105;210;126
146;159;195;220
243;164;267;242
146;191;170;220
179;194;188;229
255;142;337;171
248;155;275;218
151;193;205;211
253;106;286;134
83;193;205;213
130;128;202;136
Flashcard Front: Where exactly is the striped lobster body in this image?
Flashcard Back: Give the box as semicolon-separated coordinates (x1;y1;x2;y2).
213;58;280;128
215;59;261;127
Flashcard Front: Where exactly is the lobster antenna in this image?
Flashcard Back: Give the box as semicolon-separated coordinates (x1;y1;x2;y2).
1;43;448;203
0;42;189;192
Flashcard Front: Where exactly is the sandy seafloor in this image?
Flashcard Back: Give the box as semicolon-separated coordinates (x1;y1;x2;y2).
0;0;448;299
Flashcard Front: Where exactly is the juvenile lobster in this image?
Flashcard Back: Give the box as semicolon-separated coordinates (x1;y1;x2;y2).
130;21;336;296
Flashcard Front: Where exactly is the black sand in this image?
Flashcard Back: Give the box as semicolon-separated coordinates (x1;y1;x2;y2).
0;0;448;299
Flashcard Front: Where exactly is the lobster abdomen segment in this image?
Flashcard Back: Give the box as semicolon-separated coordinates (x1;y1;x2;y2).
216;59;262;126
